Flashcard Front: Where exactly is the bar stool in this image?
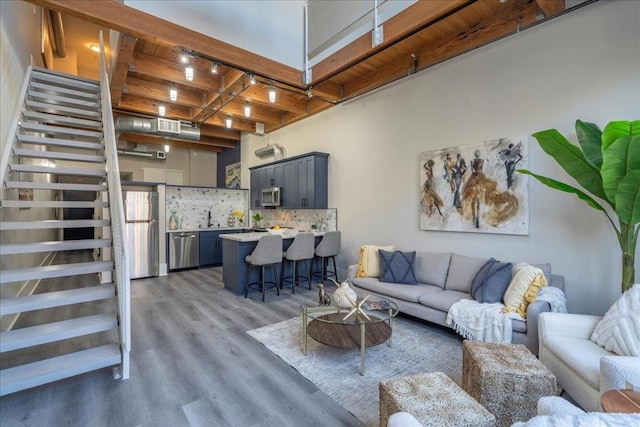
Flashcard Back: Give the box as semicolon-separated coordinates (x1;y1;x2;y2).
280;232;315;293
245;234;283;302
313;231;341;285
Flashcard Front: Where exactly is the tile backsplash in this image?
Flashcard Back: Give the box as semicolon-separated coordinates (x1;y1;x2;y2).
250;208;337;232
166;186;249;229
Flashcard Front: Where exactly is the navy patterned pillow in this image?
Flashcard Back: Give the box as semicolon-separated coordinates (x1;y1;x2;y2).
378;250;417;285
471;258;513;303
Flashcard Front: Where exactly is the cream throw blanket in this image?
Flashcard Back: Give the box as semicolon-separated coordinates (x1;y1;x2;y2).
446;287;567;343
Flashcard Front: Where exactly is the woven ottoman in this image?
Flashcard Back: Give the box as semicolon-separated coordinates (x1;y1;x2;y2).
379;371;495;427
462;341;557;427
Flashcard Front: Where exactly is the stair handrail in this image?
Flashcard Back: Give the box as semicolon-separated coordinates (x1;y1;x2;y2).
0;66;33;194
98;31;130;379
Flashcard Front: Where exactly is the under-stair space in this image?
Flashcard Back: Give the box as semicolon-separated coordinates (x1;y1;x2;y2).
1;66;127;396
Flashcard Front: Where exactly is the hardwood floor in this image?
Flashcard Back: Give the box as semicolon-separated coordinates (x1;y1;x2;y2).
0;251;363;426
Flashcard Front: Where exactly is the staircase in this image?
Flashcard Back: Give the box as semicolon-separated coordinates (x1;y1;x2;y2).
0;60;130;396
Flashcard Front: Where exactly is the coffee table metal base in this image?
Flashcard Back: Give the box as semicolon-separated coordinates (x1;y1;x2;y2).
302;307;393;375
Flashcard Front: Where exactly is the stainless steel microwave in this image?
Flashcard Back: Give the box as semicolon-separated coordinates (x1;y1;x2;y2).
261;187;281;207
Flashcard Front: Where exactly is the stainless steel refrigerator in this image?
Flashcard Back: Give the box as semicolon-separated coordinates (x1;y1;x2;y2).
124;191;159;279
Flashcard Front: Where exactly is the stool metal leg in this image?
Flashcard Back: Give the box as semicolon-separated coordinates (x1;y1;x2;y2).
244;264;252;298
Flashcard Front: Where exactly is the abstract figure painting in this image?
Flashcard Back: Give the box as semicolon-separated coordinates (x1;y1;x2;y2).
419;136;529;235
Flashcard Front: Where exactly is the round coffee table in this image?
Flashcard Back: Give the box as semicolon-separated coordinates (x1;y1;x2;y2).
301;297;399;375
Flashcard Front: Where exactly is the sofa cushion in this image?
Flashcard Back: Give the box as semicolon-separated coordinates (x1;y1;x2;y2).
504;265;547;318
352;277;434;303
413;252;452;289
444;254;489;293
590;284;640;357
379;250;417;285
471;258;513;303
356;244;396;277
512;318;527;333
418;290;470;312
543;336;614;389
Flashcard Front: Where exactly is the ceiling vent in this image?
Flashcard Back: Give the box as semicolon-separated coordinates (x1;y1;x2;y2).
156;118;181;135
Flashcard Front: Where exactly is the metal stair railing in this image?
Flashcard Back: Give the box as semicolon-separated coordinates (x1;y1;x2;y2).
98;31;130;380
0;66;33;191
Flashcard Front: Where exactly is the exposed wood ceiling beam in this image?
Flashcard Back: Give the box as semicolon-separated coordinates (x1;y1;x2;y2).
198;125;241;141
110;34;137;105
221;99;283;125
266;99;333;133
204;115;256;133
118;94;192;121
124;77;202;108
118;133;224;153
535;0;566;18
240;85;309;115
27;0;303;88
342;0;541;100
193;69;246;121
132;52;220;92
309;0;472;85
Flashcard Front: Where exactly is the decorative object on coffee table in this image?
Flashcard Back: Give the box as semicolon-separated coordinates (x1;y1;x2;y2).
462;340;557;426
330;278;357;308
317;283;331;306
379;371;495;427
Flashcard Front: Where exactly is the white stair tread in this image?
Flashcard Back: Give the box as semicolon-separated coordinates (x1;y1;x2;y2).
9;164;106;177
0;239;111;255
16;133;103;150
19;122;102;139
31;67;99;90
29;81;100;101
4;181;107;192
0;283;116;315
0;261;113;284
25;100;101;119
0;344;120;396
27;90;99;109
13;148;104;163
1;200;108;209
22;111;101;129
0;314;117;353
0;219;109;231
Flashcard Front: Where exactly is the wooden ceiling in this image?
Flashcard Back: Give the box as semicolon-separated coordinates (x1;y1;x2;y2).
28;0;591;152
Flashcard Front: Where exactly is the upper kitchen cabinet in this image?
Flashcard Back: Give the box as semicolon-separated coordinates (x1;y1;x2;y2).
250;152;329;209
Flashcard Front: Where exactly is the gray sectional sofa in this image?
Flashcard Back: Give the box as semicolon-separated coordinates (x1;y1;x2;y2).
347;252;564;355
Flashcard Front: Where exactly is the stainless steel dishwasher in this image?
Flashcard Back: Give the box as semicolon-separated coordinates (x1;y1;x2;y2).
169;231;199;270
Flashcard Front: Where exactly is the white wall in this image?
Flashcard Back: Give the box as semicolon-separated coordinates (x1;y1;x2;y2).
243;0;640;315
125;0;306;69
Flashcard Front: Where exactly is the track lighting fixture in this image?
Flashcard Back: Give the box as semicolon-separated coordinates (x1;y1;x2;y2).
169;88;177;102
225;117;232;128
211;62;218;74
244;102;251;118
185;65;194;81
268;86;276;103
158;104;166;117
180;53;189;64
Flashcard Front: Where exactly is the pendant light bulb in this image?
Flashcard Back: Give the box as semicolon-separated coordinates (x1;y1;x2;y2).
249;74;256;85
158;104;166;117
244;102;251;118
185;65;194;82
268;86;276;103
225;117;232;128
169;88;178;102
164;144;170;152
211;63;218;74
180;53;188;64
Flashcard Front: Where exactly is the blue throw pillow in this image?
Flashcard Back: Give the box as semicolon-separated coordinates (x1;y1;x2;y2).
471;258;513;303
378;250;417;285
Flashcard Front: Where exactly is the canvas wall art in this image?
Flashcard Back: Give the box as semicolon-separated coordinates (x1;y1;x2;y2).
419;136;529;235
225;162;241;189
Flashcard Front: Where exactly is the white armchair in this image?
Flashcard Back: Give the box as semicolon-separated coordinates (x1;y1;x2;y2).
538;312;640;412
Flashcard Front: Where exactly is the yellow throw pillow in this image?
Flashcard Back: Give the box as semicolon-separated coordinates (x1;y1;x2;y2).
356;245;396;278
503;265;548;318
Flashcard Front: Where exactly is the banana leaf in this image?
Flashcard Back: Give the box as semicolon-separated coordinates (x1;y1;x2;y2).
602;136;640;203
531;129;607;203
575;120;603;169
616;170;640;226
602;120;640;150
517;169;606;213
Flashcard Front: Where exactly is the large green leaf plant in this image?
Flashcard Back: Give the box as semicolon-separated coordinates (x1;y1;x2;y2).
518;120;640;293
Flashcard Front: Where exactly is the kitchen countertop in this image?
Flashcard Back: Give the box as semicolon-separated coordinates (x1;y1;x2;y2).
220;230;326;242
166;227;247;234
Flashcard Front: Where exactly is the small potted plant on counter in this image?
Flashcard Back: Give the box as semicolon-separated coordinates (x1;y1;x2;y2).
252;213;263;229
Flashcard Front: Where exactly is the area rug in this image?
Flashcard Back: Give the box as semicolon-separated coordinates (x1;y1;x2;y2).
247;316;463;427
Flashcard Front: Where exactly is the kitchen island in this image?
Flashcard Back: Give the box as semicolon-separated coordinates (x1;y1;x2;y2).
220;231;325;295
